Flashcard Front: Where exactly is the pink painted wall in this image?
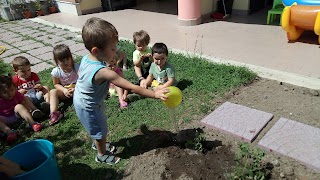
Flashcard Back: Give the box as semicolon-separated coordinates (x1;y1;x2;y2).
178;0;201;20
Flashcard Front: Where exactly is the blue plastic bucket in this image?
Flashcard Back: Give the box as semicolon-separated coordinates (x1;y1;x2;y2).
3;139;61;180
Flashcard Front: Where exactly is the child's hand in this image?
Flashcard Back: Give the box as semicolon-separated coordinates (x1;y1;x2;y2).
140;79;147;88
154;88;169;100
153;85;163;91
63;88;73;98
19;89;28;94
34;84;42;91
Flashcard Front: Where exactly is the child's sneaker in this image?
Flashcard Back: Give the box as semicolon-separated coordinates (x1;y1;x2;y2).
31;109;44;119
49;111;62;126
40;102;50;114
95;153;120;165
6;131;18;143
32;123;43;132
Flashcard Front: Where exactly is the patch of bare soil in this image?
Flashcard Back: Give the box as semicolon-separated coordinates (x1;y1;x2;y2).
121;78;320;180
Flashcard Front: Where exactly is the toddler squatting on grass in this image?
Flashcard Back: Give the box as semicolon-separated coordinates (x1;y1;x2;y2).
140;42;175;91
73;17;169;165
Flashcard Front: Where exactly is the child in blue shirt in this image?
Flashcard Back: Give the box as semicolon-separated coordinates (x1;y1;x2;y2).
74;17;168;165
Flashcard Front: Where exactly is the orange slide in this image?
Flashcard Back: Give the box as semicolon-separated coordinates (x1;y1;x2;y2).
282;3;320;44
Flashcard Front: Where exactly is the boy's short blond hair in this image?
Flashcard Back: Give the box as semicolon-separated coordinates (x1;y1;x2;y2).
133;30;150;45
82;17;118;51
12;56;30;70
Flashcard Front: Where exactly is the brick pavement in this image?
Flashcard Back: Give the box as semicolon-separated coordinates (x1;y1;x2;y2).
0;20;84;72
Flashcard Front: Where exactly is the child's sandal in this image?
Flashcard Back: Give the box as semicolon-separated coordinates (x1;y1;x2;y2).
95;153;120;165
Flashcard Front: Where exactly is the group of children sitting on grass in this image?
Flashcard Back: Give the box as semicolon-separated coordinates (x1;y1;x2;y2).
0;18;176;172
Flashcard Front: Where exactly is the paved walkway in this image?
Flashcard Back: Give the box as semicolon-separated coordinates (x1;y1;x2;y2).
34;10;320;90
0;20;86;72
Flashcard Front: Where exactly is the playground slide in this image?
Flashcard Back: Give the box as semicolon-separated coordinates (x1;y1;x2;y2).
282;0;320;6
281;1;320;44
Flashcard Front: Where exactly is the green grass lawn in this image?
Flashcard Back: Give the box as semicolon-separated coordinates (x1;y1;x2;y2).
0;40;256;179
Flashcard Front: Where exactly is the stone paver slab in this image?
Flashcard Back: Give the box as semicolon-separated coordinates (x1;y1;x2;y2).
201;102;274;142
37;52;53;61
13;40;38;48
31;62;54;73
19;42;45;51
258;118;320;172
69;43;86;53
54;40;77;47
27;46;53;56
2;53;42;64
73;49;88;57
0;49;21;59
4;37;24;44
20;30;41;36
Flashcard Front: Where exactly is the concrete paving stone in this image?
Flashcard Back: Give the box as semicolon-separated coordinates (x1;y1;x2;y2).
69;43;86;53
31;62;54;73
10;26;27;32
55;30;71;36
20;29;41;36
11;27;34;33
0;22;11;28
258;117;320;172
28;32;48;38
3;24;21;29
61;32;79;39
37;52;53;61
0;49;21;59
0;43;13;50
35;35;65;42
2;53;42;64
15;19;32;25
19;42;45;51
0;33;20;41
27;46;53;56
40;26;57;32
201;102;274;142
73;49;88;57
30;24;49;29
42;28;61;34
4;37;24;44
0;28;8;33
54;39;77;47
13;40;38;48
42;38;64;46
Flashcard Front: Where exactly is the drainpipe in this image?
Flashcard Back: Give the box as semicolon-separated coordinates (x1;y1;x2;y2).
178;0;202;26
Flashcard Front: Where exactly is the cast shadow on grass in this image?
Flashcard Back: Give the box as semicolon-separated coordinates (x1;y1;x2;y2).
113;124;223;159
176;79;193;91
60;163;125;180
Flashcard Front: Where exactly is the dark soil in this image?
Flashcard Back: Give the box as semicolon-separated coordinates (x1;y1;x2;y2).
121;78;320;180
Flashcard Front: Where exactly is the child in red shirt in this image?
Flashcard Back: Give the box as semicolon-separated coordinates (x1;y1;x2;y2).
12;56;50;115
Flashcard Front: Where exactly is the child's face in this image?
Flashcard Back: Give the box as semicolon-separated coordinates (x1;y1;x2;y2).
99;41;117;65
0;84;16;100
57;57;73;72
107;58;117;70
15;65;31;80
153;53;167;68
135;41;147;52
